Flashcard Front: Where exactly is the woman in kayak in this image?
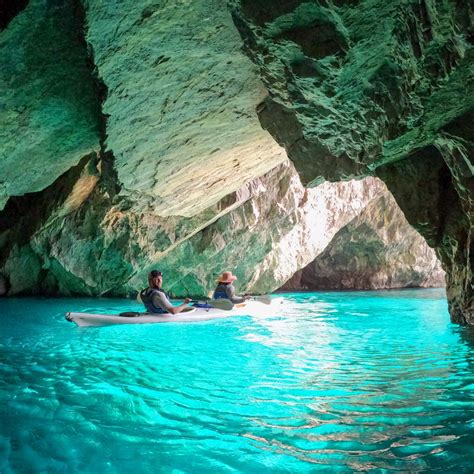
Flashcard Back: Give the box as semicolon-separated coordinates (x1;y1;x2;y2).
140;270;193;314
213;271;249;303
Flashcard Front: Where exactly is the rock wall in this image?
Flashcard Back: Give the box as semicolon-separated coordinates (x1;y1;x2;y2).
230;0;473;324
149;166;386;297
0;153;391;297
0;0;452;314
81;0;286;217
284;191;445;291
0;0;100;210
0;0;285;295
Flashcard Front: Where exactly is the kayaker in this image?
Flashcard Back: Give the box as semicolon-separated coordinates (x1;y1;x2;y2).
139;270;193;314
213;271;249;303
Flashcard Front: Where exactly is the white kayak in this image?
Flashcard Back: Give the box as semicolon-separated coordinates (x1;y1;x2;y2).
65;299;277;328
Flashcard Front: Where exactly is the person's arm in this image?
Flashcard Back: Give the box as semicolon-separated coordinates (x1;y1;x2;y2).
225;285;245;304
153;293;191;314
171;298;192;314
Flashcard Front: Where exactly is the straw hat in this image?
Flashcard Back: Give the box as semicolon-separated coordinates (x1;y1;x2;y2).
217;271;237;283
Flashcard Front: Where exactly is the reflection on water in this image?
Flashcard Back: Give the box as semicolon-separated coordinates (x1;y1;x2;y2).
1;289;473;472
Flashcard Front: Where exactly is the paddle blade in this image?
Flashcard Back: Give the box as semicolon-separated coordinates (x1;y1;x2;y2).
254;295;272;305
209;299;234;311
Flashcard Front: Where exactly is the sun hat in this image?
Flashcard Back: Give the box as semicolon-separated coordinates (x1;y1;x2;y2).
217;271;237;283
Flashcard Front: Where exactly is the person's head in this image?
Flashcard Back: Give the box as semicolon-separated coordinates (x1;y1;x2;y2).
148;269;163;289
217;270;237;284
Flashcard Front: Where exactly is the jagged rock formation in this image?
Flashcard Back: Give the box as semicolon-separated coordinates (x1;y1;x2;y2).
0;0;457;320
0;145;441;297
81;0;286;216
230;0;473;324
150;168;387;296
0;0;285;294
283;191;445;291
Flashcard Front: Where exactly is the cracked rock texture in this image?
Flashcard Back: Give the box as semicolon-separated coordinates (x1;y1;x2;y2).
231;0;473;324
0;0;285;294
81;0;286;216
0;153;441;298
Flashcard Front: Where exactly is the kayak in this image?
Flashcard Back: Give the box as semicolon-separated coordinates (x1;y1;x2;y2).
65;300;277;328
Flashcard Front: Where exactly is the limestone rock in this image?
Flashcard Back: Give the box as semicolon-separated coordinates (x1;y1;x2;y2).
134;163;386;297
0;0;100;210
231;0;473;323
289;192;445;291
0;0;286;295
1;151;442;299
0;0;455;319
81;0;286;217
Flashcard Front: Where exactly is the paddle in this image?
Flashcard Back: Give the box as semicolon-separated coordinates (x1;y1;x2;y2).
205;295;271;308
207;299;234;311
135;287;235;313
251;294;272;305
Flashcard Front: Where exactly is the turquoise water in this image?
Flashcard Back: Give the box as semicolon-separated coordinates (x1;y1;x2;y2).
1;289;473;473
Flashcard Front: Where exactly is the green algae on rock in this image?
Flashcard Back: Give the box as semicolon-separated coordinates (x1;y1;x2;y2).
0;0;101;210
231;0;473;323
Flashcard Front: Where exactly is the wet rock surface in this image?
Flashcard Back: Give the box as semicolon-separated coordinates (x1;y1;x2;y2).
231;0;473;323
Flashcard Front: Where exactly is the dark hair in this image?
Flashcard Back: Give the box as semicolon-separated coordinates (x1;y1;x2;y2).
149;270;162;278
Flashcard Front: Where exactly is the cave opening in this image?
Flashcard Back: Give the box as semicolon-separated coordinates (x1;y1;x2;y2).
272;174;445;294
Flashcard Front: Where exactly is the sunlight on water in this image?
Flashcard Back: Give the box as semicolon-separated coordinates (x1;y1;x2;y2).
1;289;473;472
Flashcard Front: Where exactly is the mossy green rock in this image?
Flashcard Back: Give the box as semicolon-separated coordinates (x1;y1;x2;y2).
0;0;456;321
0;0;100;210
231;0;473;323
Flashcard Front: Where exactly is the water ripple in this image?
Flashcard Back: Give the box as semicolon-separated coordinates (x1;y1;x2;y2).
1;290;474;472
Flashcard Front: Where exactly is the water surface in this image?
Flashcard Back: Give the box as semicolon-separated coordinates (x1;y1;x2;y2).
1;289;473;472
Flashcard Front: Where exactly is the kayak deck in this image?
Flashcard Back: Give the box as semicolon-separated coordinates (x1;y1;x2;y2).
65;307;239;327
66;299;280;327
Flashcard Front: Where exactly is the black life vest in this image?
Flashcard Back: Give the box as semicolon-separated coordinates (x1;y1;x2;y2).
140;288;168;314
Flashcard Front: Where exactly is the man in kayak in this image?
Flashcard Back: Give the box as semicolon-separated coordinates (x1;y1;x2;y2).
213;271;249;303
140;270;193;314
